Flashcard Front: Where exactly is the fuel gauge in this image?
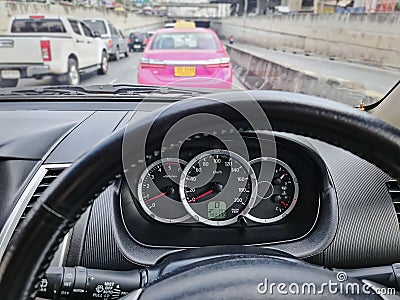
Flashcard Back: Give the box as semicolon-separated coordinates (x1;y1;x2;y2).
248;157;299;223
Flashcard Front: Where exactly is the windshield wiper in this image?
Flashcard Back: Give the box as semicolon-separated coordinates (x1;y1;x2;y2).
0;86;88;96
106;84;204;97
0;84;205;99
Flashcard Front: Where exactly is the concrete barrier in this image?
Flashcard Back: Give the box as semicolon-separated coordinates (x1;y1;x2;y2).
227;44;385;106
213;14;400;69
0;2;165;34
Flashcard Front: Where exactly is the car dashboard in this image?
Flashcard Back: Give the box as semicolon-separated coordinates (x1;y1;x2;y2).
0;99;399;274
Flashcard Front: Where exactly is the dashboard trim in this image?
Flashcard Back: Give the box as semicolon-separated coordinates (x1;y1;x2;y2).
120;189;320;249
116;184;322;266
0;163;71;262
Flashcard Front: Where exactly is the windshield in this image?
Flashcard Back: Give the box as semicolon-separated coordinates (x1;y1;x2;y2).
151;32;219;50
0;3;398;106
1;4;400;297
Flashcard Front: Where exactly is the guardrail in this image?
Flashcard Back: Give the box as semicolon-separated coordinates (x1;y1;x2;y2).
227;43;384;106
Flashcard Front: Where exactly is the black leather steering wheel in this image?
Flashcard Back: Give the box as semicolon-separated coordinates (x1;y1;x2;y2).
1;91;400;299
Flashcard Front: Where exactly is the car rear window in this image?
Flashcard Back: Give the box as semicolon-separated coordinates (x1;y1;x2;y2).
83;20;108;35
151;32;219;50
11;19;66;33
110;25;119;36
130;33;146;41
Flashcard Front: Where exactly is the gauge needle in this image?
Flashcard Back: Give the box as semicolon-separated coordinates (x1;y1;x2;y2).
145;192;167;202
189;189;213;203
280;201;288;207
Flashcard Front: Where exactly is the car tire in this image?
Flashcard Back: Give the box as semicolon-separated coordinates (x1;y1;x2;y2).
58;58;80;86
114;47;120;61
0;79;18;88
97;51;108;75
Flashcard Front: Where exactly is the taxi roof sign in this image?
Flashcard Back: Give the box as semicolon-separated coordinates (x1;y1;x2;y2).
174;20;196;29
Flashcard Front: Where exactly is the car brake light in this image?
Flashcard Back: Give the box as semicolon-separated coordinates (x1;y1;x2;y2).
108;39;113;49
40;40;51;62
30;15;44;19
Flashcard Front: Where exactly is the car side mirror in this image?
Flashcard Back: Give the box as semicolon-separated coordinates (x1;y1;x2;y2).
93;31;101;38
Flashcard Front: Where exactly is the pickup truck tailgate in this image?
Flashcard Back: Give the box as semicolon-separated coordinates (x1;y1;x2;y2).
0;37;43;64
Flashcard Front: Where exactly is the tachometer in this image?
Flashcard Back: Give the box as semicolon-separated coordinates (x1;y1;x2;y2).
138;158;190;223
180;149;257;226
248;157;299;223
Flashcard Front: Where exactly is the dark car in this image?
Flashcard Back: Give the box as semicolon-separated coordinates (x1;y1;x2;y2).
128;32;148;52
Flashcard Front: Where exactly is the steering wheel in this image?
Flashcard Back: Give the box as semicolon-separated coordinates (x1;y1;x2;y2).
1;91;400;299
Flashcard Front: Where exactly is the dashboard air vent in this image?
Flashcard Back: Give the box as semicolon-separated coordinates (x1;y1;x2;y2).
19;167;66;222
387;179;400;223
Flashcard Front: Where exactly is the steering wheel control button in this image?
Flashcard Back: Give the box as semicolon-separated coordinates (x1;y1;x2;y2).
62;267;75;297
37;267;63;299
73;267;87;294
36;267;142;299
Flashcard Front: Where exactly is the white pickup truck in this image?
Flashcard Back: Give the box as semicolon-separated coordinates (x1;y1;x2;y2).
0;15;109;88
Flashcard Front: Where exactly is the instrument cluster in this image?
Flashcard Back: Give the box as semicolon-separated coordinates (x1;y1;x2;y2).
120;133;324;248
137;149;299;227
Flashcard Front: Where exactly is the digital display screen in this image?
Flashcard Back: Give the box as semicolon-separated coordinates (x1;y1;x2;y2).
208;201;226;220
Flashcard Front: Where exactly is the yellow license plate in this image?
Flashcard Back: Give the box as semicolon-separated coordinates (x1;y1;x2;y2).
174;66;196;77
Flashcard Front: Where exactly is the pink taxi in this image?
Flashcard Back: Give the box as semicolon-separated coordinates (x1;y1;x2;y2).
138;27;232;89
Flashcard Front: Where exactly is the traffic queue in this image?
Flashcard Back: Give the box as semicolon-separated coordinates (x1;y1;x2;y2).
0;17;232;89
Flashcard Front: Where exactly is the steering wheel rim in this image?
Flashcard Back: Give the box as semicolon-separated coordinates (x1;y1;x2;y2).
138;253;380;299
1;90;400;299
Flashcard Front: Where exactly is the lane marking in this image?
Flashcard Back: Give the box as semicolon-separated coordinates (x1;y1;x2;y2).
108;78;117;85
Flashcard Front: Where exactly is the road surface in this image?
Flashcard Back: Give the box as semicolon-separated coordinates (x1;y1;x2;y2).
16;51;246;90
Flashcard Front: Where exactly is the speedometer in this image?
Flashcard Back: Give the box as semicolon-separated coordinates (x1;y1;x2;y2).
180;149;257;226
